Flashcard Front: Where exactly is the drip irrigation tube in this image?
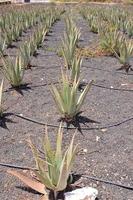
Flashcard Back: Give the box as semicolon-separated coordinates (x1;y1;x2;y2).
13;113;133;130
83;65;133;77
0;162;36;170
0;162;133;191
92;83;133;92
3;82;133;93
81;174;133;190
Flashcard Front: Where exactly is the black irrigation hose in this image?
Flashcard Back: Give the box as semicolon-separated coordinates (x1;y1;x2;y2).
92;83;133;92
3;82;133;94
83;65;133;77
13;113;64;128
81;174;133;191
13;113;133;130
0;162;36;171
0;162;133;191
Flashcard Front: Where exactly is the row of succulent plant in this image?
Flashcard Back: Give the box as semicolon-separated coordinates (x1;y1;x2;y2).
0;7;62;56
81;8;100;34
0;8;62;89
32;17;93;198
0;11;38;53
99;27;133;71
101;31;133;73
81;6;133;38
51;16;93;122
61;17;81;69
19;8;62;69
81;7;133;73
0;7;43;30
24;17;93;197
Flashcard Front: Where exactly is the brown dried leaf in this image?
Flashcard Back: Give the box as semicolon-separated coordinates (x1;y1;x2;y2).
40;195;49;200
7;169;47;195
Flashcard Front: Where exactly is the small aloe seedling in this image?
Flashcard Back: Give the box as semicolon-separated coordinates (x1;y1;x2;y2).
7;124;78;200
0;79;4;118
51;72;93;122
1;55;25;87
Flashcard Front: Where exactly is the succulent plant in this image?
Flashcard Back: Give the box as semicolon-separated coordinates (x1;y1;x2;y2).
7;124;78;200
51;72;93;121
4;28;14;47
20;42;31;69
1;54;25;87
61;33;77;69
33;26;47;48
99;27;122;54
29;124;78;199
61;18;80;69
113;39;133;73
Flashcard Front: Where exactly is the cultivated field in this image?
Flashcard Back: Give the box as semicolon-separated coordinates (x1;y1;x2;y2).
0;3;133;200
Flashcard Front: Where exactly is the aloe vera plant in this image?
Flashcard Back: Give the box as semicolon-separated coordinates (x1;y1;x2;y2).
66;17;80;45
1;55;25;87
29;124;78;199
20;42;31;69
113;39;133;73
4;29;14;47
33;26;47;48
61;18;80;68
90;17;99;34
61;33;77;69
88;16;99;34
0;79;4;118
29;39;38;56
51;72;93;121
99;27;122;54
12;23;23;40
8;124;78;200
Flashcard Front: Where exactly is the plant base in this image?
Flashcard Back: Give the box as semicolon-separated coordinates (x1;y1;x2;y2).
117;64;133;73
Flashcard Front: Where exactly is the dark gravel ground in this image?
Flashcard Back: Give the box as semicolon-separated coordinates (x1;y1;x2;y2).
0;6;133;200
